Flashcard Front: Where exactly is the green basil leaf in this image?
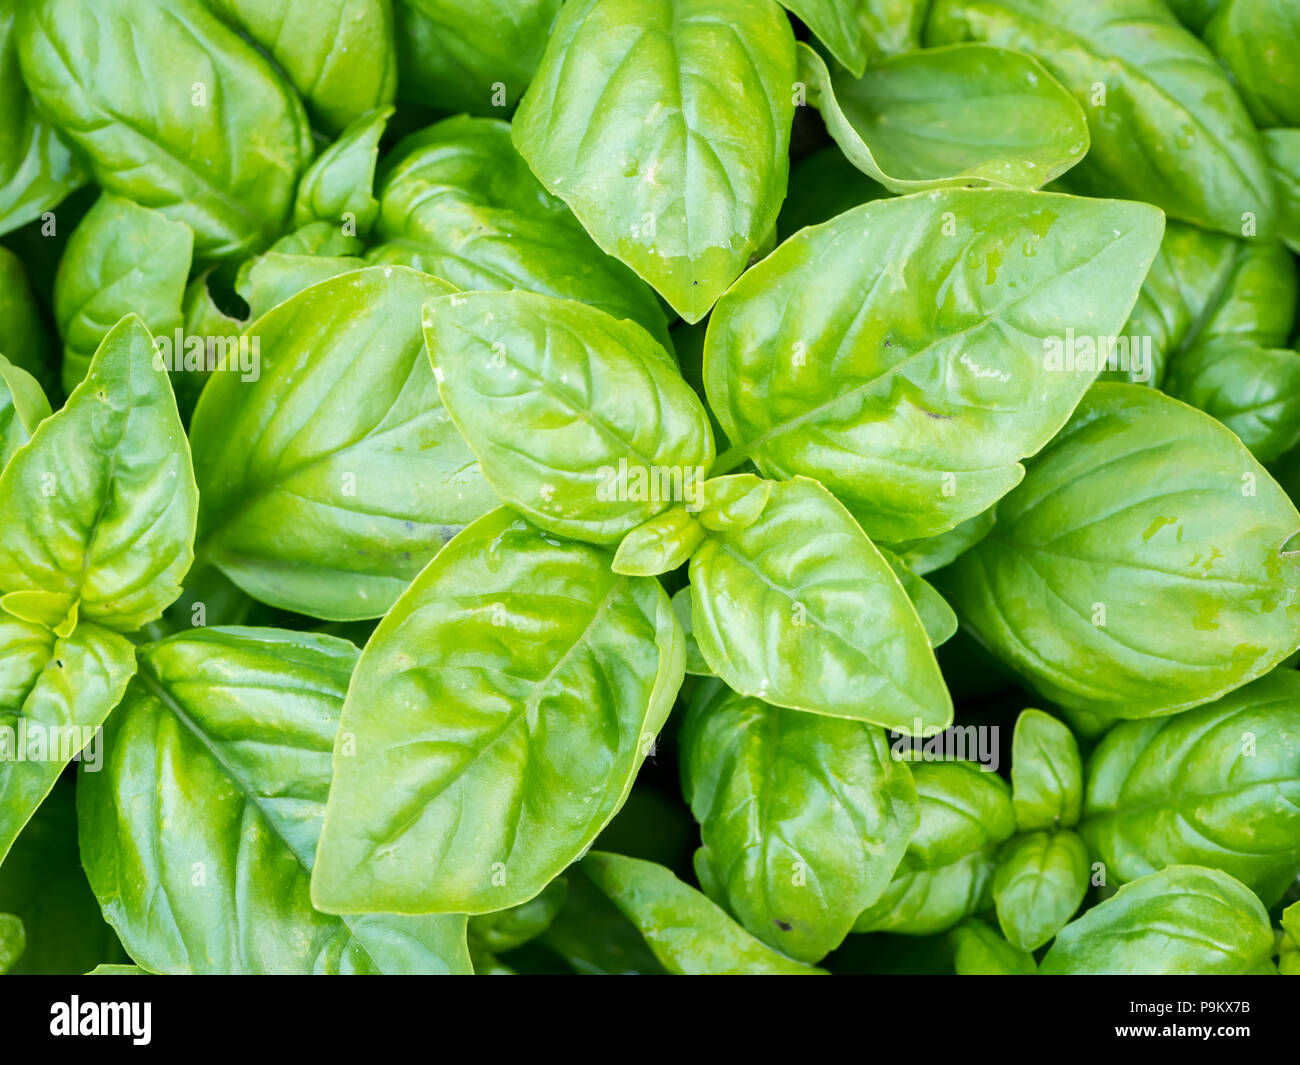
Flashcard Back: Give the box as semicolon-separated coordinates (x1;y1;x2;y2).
292;107;391;239
612;508;705;577
539;865;668;975
681;680;918;962
942;384;1300;720
53;194;193;393
927;0;1277;238
802;42;1088;193
1205;0;1300;128
425;290;714;544
1010;709;1082;831
705;189;1164;542
469;878;569;954
0;354;51;471
234;224;368;322
77;626;471;974
1264;130;1300;256
949;917;1036;975
0;316;198;631
191;266;495;621
311;509;683;914
884;509;995;578
1040;865;1274;975
671;586;711;676
879;546;958;648
581;851;825;974
17;0;313;260
203;0;397;132
779;0;927;74
993;829;1089;951
512;0;797;322
689;476;951;731
854;761;1016;934
0;247;55;389
1081;668;1300;906
369;116;670;348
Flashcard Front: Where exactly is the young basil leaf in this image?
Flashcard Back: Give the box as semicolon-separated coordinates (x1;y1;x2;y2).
1040;865;1275;975
311;509;683;914
993;829;1089;951
203;0;397;132
425;290;714;545
1010;709;1082;831
292;107;391;238
53;194;193;394
581;851;825;974
393;0;562;115
512;0;797;322
369;116;671;348
689;476;951;732
949;917;1036;975
697;475;772;533
854;761;1016;935
234;223;368;322
1264;130;1300;255
16;0;314;260
0;248;55;389
77;626;472;974
1081;669;1300;906
681;680;919;962
942;384;1300;720
1205;0;1300;128
878;546;958;648
612;508;705;577
927;0;1277;238
705;189;1164;542
469;878;569;955
778;0;927;75
0;616;135;865
802;43;1088;193
0;316;198;631
0;354;51;471
191;267;496;621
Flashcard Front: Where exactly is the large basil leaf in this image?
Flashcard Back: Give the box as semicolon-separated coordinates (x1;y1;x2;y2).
0;247;54;389
0;0;85;236
512;0;797;322
369;116;670;346
292;108;390;239
689;476;951;732
53;194;193;394
779;0;926;74
190;267;496;621
203;0;396;132
0;782;127;974
425;290;714;544
853;762;1016;935
992;829;1089;951
393;0;562;115
580;852;824;974
0;354;51;471
927;0;1277;238
17;0;313;260
1205;0;1300;128
801;42;1088;193
949;917;1036;975
1010;708;1082;831
0;617;135;864
77;627;471;974
681;681;918;962
1081;669;1300;906
0;316;198;632
705;189;1164;542
942;384;1300;720
1265;131;1300;256
311;509;683;914
1040;865;1274;975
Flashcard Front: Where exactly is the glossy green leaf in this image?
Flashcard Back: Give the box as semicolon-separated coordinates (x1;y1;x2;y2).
705;189;1164;542
512;0;798;322
779;0;926;74
993;829;1089;951
204;0;397;132
697;476;772;533
1265;130;1300;256
17;0;313;260
612;508;705;577
311;509;683;914
854;761;1016;935
949;917;1036;975
292;108;391;238
879;546;958;648
53;194;193;393
1081;669;1300;906
581;851;824;974
689;476;951;731
426;290;713;545
234;223;367;322
1010;709;1082;831
369;116;670;347
885;510;995;578
943;384;1300;720
191;267;495;621
1205;0;1300;128
927;0;1277;238
672;586;711;676
802;43;1087;193
77;626;472;974
681;681;918;962
0;354;51;471
1040;865;1274;975
0;316;198;631
0;247;55;389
